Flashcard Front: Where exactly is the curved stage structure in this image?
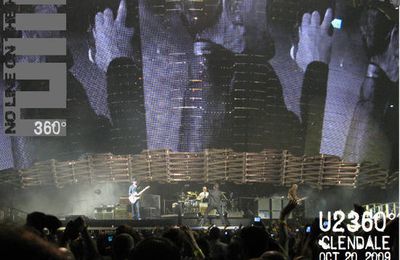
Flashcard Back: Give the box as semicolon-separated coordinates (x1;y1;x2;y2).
0;149;396;189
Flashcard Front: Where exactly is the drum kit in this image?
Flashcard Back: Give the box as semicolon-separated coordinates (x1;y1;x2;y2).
174;191;201;215
172;191;237;216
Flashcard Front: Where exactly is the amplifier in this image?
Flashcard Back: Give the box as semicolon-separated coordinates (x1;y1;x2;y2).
114;206;129;219
94;208;104;220
93;205;115;220
102;210;114;220
257;197;295;219
119;196;130;205
141;207;160;219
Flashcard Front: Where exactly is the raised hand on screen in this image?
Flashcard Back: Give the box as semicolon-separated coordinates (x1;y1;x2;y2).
370;26;399;82
196;0;246;54
93;0;134;72
292;8;334;71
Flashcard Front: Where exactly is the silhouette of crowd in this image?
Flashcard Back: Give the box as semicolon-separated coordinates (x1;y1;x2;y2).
0;199;398;260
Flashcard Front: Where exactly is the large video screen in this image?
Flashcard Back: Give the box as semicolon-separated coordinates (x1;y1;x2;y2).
0;0;398;171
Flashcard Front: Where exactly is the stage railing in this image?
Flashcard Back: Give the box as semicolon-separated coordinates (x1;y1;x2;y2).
0;149;395;189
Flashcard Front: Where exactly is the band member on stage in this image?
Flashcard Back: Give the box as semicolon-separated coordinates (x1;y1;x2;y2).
202;183;230;226
197;186;209;202
128;179;141;220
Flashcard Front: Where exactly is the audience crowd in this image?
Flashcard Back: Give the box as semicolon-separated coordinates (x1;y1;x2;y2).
0;199;398;260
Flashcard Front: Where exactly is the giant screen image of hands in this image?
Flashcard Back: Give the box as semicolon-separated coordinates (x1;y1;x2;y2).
91;0;147;155
194;0;246;54
368;22;399;82
291;8;334;71
92;0;134;73
343;3;398;170
290;8;335;155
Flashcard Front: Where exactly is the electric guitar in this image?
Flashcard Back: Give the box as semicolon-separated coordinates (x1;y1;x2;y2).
129;186;150;204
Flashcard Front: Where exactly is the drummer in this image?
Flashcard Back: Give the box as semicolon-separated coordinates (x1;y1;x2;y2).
197;186;209;202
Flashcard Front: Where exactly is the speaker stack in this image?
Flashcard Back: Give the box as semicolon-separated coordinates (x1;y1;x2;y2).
93;205;115;220
257;197;295;219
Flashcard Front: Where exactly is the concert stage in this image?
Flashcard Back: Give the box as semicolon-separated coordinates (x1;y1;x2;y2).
64;215;252;229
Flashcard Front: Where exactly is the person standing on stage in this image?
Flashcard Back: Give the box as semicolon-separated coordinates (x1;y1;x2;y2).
202;183;230;226
128;179;141;220
197;186;209;202
197;186;209;216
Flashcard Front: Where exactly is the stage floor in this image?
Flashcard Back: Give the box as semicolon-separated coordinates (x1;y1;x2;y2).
63;215;252;229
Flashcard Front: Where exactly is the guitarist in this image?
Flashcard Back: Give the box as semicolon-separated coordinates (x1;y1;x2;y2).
128;179;141;220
